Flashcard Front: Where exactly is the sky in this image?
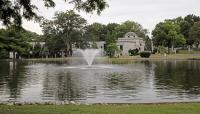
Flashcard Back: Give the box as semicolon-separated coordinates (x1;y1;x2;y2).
21;0;200;35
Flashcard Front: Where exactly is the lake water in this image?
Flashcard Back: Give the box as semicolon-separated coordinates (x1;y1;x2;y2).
0;60;200;103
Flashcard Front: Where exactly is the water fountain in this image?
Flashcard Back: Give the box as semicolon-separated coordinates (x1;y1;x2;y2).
77;49;100;67
64;49;112;69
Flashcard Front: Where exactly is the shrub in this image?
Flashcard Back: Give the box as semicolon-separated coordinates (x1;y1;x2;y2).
140;51;151;58
157;45;167;54
128;48;139;56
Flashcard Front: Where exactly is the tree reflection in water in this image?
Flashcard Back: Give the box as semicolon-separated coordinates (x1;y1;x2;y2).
0;61;28;102
154;60;200;96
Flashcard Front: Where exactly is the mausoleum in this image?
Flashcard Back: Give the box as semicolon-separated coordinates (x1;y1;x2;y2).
96;32;145;56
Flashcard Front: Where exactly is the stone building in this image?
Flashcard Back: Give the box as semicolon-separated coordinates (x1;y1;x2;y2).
117;32;145;56
96;32;145;56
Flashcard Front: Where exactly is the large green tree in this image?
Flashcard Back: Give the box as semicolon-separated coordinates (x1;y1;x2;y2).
41;10;87;57
174;15;200;47
0;0;108;26
115;21;148;38
189;22;200;48
84;23;106;41
0;26;31;58
105;32;118;57
152;20;186;52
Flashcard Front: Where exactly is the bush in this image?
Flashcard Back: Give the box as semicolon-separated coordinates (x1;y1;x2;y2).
128;48;139;56
140;51;151;58
157;45;167;54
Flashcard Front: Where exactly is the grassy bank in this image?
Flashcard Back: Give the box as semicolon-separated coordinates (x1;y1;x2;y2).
0;103;200;114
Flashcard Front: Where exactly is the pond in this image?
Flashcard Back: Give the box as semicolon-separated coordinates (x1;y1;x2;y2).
0;60;200;103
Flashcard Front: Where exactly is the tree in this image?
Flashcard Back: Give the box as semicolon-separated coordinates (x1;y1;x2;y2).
106;23;119;34
41;10;87;57
152;20;186;52
106;43;118;57
189;22;200;48
179;15;200;47
0;26;31;58
32;43;42;58
115;21;148;38
105;32;118;57
0;0;108;26
84;23;106;41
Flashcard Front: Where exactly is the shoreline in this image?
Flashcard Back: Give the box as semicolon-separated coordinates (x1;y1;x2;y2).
1;100;200;106
0;54;200;62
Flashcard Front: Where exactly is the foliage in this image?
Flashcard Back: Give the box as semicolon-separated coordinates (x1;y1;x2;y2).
152;14;200;50
152;20;186;51
84;23;106;41
140;51;151;58
41;47;49;57
0;49;9;59
106;43;118;57
157;45;167;54
41;10;87;57
0;0;108;26
115;21;148;38
91;42;98;49
128;49;139;56
189;21;200;48
32;43;42;58
106;23;120;34
0;26;44;59
181;15;200;46
169;15;200;47
144;36;152;51
104;32;118;57
0;27;31;58
152;48;157;54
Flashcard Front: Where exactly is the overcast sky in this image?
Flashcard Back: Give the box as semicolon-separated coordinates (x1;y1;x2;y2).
22;0;200;35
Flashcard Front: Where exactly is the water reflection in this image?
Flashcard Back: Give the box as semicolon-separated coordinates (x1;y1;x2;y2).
42;70;86;101
0;60;200;103
0;61;28;102
154;60;200;98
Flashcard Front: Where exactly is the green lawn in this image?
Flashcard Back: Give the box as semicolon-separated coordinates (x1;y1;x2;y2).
177;50;200;54
0;103;200;114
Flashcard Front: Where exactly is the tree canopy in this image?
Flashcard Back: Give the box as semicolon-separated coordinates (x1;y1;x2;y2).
0;0;108;26
152;20;186;50
41;10;87;57
152;14;200;51
0;26;31;58
115;21;148;38
189;21;200;48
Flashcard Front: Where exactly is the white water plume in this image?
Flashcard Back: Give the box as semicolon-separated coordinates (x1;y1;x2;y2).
77;49;100;67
